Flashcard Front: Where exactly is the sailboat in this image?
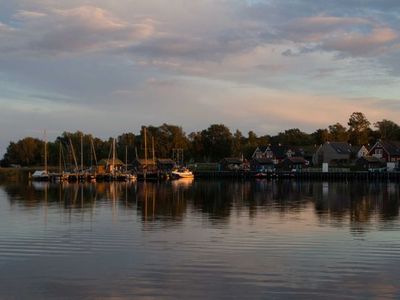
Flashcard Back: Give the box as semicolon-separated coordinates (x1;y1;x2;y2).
31;130;50;181
114;141;137;181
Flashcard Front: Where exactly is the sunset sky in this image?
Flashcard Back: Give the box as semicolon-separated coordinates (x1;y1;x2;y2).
1;0;400;154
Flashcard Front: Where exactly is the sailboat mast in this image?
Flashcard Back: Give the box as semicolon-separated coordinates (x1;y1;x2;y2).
144;127;147;167
59;141;62;174
69;136;78;172
44;130;48;173
152;136;155;164
112;138;116;176
125;145;128;173
80;133;83;171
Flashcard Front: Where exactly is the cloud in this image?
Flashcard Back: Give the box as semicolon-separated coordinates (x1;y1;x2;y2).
13;10;47;20
321;27;398;56
1;5;156;55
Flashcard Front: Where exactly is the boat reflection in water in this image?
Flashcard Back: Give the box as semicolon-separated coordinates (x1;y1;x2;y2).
1;180;400;299
3;180;399;230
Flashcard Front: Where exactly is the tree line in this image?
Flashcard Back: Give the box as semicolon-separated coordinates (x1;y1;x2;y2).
2;112;400;167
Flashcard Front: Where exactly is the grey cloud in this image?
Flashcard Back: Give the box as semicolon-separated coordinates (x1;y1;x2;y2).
1;6;155;56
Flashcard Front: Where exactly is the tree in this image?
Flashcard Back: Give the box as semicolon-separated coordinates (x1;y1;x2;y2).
232;130;244;157
3;137;44;166
276;128;313;146
312;128;329;145
328;123;349;142
374;119;400;140
347;112;371;145
201;124;233;161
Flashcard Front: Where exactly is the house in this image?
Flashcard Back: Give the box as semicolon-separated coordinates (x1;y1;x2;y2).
313;142;353;166
132;158;158;173
368;140;400;163
250;158;275;172
252;144;294;164
279;157;308;171
97;158;124;174
219;158;244;171
352;145;369;159
356;156;385;171
156;159;176;172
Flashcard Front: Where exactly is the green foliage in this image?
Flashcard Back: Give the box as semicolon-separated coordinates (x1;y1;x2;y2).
201;124;233;161
328;123;349;142
3;137;44;166
374;119;400;140
2;112;399;165
348;112;370;145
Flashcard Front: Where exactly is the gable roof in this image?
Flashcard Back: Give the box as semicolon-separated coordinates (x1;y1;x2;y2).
379;140;400;156
157;158;176;165
357;156;385;163
328;142;352;154
133;158;157;165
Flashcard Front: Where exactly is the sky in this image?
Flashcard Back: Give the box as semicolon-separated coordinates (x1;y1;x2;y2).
1;0;400;155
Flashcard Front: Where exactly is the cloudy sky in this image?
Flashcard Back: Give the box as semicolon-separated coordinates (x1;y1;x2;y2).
1;0;400;154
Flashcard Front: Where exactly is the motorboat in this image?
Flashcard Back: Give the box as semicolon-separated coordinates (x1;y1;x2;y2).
171;168;194;179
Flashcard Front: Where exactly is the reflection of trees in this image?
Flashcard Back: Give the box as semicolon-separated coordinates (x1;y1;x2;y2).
313;181;400;233
135;182;188;223
2;180;399;232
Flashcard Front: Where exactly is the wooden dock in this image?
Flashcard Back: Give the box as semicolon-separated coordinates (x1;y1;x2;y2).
193;170;400;181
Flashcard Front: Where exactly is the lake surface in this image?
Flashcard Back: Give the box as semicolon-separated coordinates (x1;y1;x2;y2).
0;179;400;299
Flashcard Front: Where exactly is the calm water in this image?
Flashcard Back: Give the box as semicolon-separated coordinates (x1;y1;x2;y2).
0;179;400;299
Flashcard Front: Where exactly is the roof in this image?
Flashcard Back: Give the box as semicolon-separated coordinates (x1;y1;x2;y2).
257;146;269;153
256;144;290;158
328;142;352;154
357;156;385;163
133;158;157;165
251;158;274;164
379;140;400;156
351;145;368;153
220;157;243;164
98;158;124;166
157;158;176;165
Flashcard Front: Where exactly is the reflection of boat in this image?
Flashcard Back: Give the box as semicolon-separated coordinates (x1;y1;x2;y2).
171;177;194;188
31;170;49;181
254;172;267;179
171;168;194;179
31;181;50;190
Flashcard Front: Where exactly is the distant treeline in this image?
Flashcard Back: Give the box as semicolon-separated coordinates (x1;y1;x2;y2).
1;112;400;167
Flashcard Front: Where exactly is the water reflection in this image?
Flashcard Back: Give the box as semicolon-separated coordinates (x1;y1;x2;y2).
2;180;400;233
1;180;400;299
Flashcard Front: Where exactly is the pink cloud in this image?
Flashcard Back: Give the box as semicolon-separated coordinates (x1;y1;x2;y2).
322;27;398;55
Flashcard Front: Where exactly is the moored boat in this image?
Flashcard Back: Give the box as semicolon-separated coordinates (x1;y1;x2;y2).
171;168;194;179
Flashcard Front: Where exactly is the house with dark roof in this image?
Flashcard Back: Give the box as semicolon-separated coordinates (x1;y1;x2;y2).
250;158;275;172
368;140;400;162
352;145;369;159
219;157;244;171
313;142;353;166
279;157;308;171
132;158;158;173
97;158;124;174
356;156;385;171
156;159;176;172
251;145;294;164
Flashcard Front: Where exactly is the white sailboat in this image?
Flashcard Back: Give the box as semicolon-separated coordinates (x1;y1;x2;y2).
31;130;50;181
